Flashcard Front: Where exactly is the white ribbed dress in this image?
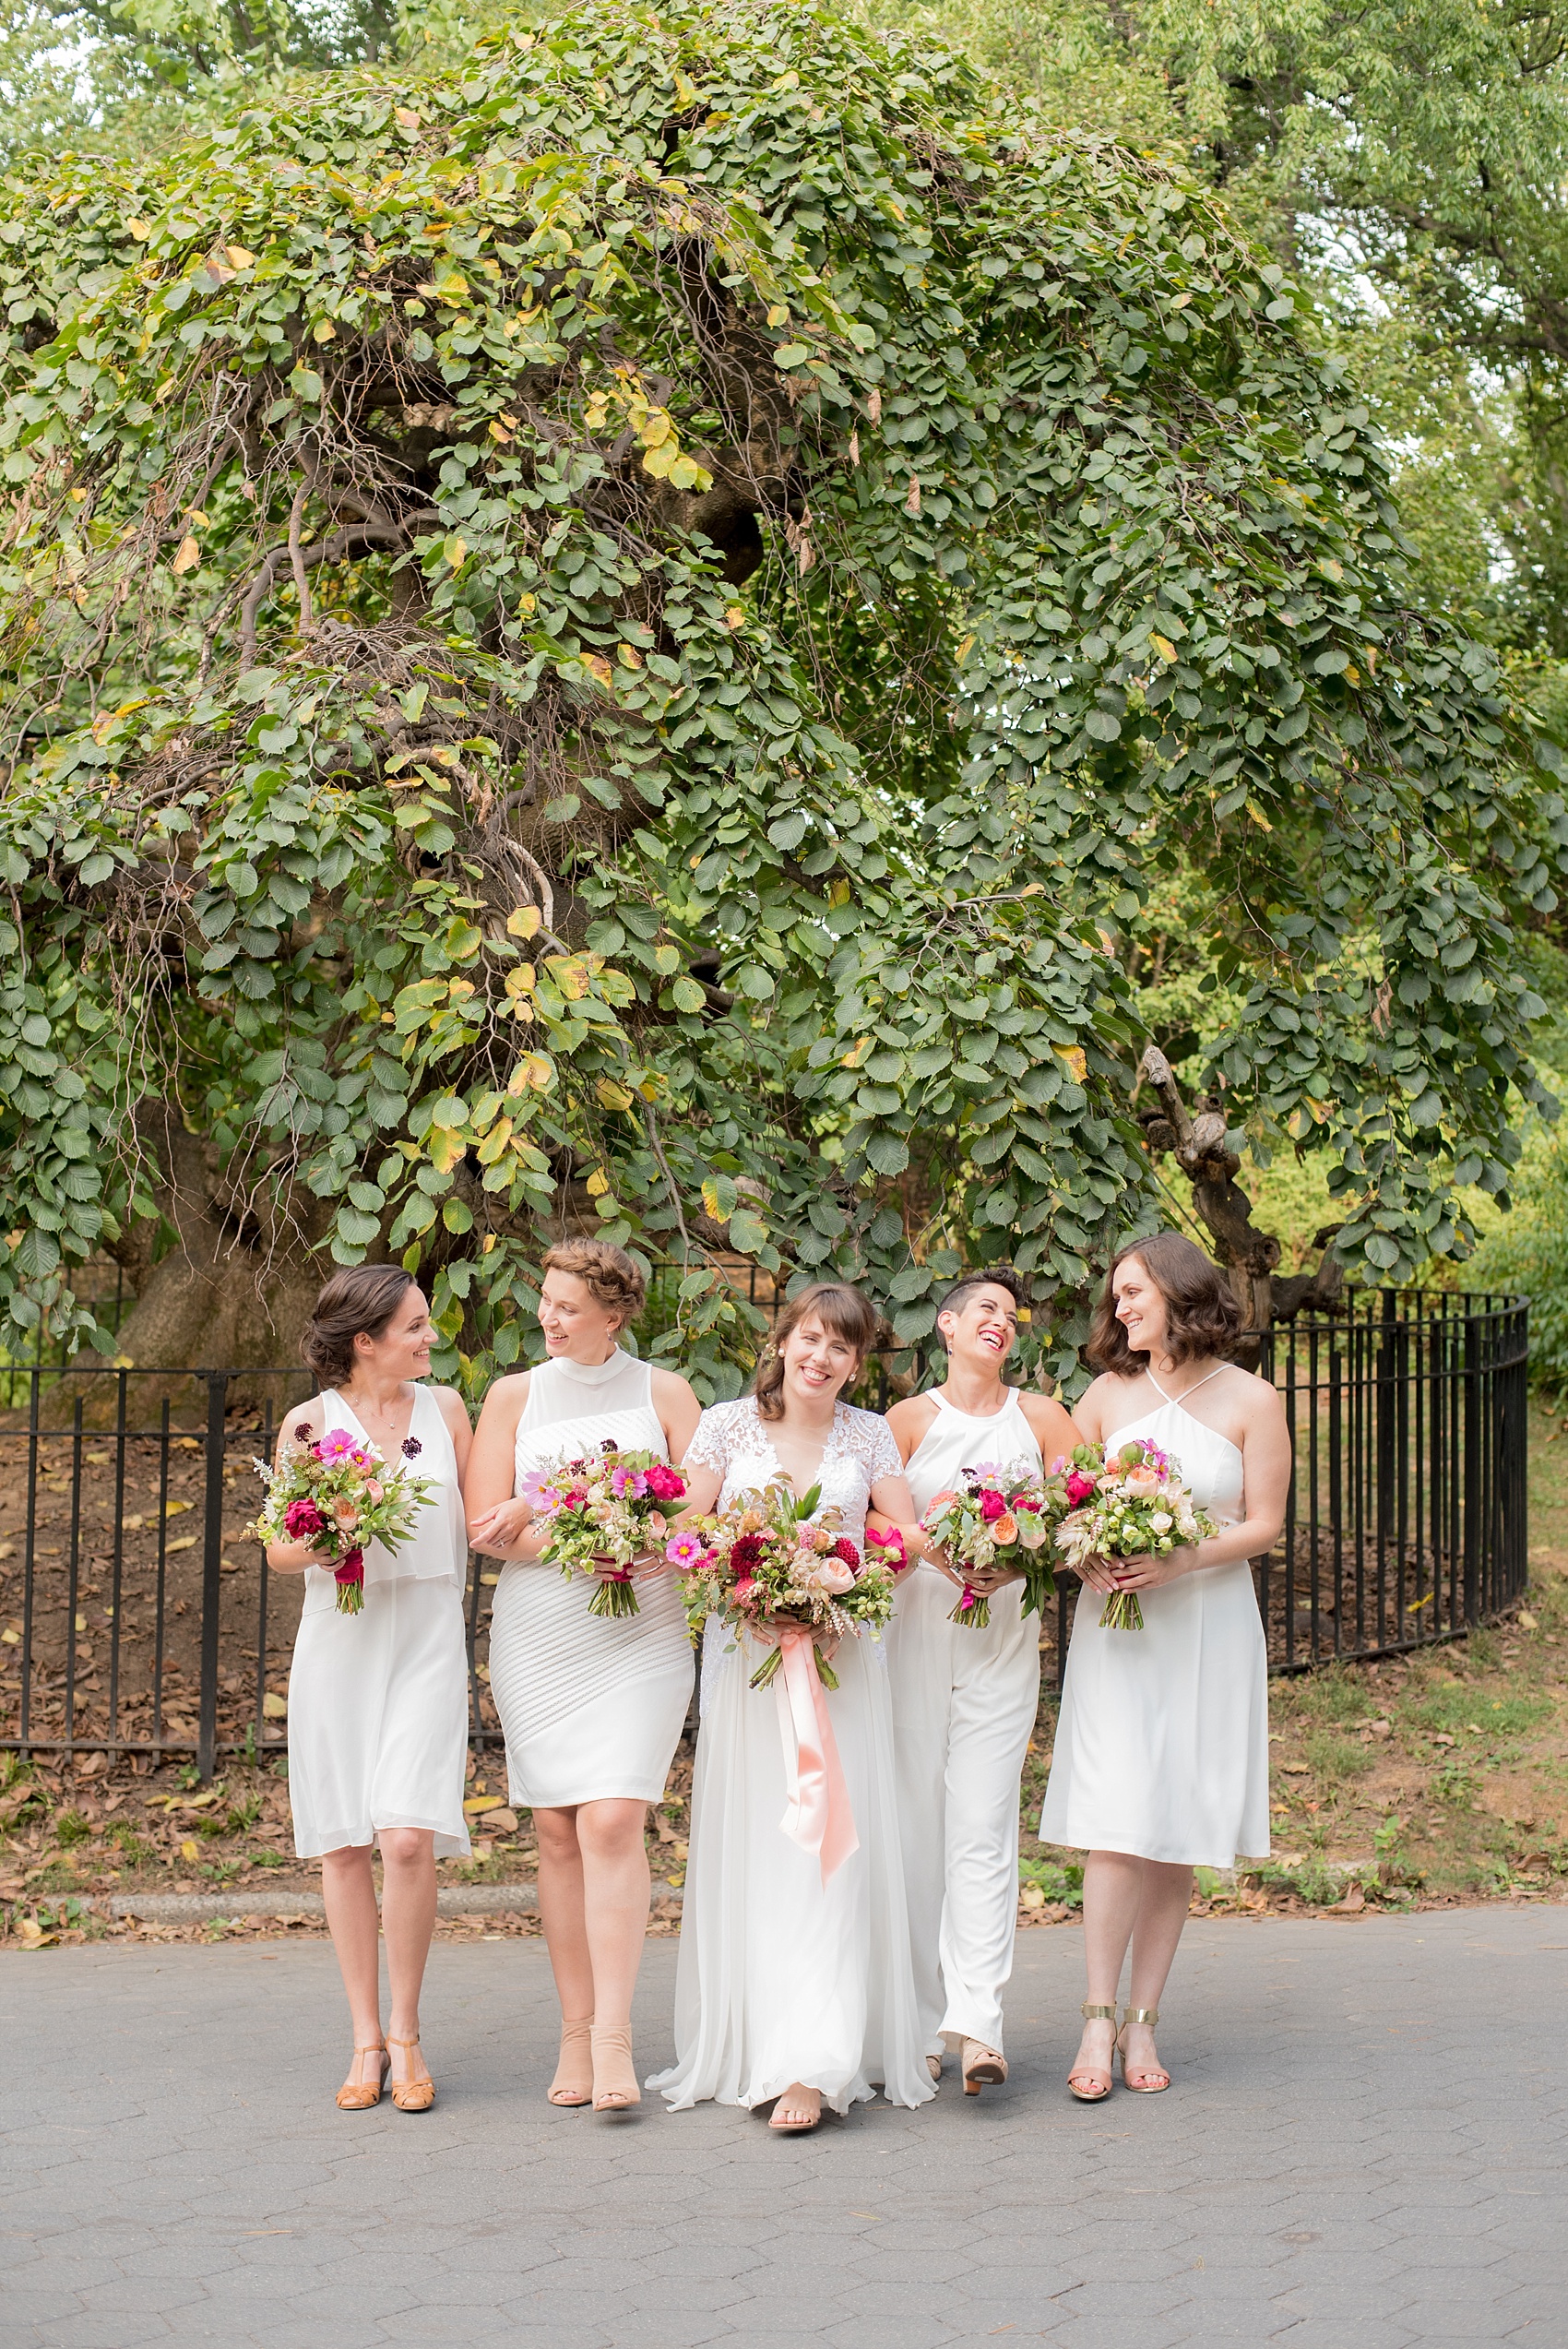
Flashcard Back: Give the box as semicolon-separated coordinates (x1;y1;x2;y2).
286;1383;472;1860
486;1351;693;1808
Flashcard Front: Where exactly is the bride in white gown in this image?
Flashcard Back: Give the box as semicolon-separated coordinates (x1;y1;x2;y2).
650;1282;934;2132
1040;1233;1289;2102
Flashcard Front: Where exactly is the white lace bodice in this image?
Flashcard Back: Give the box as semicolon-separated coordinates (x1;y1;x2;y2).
684;1397;901;1541
687;1397;904;1713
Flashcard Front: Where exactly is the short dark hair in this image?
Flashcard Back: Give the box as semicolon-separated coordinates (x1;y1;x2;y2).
303;1265;416;1385
1087;1233;1241;1376
936;1267;1024;1351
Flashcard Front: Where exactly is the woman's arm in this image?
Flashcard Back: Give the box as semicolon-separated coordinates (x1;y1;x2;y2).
650;1367;704;1465
867;1470;922;1552
1107;1377;1291;1592
464;1375;549;1561
433;1386;473;1482
262;1397;330;1577
670;1464;724;1520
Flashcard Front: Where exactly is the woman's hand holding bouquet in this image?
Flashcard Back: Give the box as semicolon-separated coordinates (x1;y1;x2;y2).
518;1445;687;1617
1051;1438;1216;1629
250;1425;437;1615
674;1480;896;1688
919;1466;1056;1628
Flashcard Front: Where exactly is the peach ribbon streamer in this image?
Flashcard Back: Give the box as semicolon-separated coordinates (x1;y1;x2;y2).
773;1628;859;1884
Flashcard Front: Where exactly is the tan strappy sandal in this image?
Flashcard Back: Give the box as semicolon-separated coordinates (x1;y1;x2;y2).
926;2053;944;2084
1067;2002;1117;2103
387;2033;435;2113
549;2015;595;2107
335;2044;388;2111
961;2039;1007;2095
590;2022;641;2113
767;2084;823;2133
1116;2005;1170;2093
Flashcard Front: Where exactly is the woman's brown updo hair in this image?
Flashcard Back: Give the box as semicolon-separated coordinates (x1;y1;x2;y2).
1087;1232;1242;1377
754;1282;879;1421
541;1238;646;1332
303;1265;416;1386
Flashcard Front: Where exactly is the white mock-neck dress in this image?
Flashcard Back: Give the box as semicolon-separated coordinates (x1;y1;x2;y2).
1039;1370;1270;1867
486;1350;693;1808
648;1397;934;2116
886;1387;1045;2057
286;1382;472;1860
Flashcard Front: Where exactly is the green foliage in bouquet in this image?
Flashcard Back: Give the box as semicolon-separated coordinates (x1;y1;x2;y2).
0;0;1562;1392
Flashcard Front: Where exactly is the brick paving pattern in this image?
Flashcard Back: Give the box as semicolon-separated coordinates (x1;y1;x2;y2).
3;1907;1564;2347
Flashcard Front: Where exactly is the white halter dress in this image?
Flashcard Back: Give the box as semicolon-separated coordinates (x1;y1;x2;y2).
286;1383;471;1860
886;1388;1044;2057
1039;1369;1270;1867
649;1398;933;2116
486;1351;693;1808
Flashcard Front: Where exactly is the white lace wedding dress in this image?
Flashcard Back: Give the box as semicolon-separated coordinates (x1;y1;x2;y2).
648;1397;934;2116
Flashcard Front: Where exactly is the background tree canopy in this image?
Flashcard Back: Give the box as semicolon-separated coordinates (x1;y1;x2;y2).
1;0;1563;1391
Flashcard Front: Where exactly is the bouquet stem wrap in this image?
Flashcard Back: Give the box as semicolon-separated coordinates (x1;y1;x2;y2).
773;1627;860;1885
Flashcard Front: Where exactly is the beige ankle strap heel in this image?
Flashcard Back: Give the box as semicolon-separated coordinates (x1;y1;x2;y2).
1067;2003;1117;2104
1116;2006;1170;2093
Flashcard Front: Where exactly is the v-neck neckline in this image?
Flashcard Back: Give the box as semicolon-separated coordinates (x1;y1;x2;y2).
753;1398;843;1506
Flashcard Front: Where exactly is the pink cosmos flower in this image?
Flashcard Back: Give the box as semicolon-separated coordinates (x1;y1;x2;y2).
610;1465;648;1500
665;1532;707;1568
318;1428;358;1462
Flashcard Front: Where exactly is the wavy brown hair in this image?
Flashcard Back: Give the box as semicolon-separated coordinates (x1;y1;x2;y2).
754;1282;880;1421
1087;1233;1242;1377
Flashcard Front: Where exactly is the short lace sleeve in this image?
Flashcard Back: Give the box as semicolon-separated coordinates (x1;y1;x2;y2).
682;1398;743;1480
839;1405;903;1488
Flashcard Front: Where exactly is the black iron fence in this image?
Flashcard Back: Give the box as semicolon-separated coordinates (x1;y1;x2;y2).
0;1292;1528;1773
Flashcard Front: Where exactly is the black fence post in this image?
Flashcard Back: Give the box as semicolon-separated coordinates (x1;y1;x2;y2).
197;1372;230;1782
1462;1313;1480;1630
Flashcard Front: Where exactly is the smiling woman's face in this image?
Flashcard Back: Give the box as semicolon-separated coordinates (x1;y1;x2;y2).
1111;1258;1170;1362
940;1284;1019;1368
779;1311;862;1407
352;1285;434;1382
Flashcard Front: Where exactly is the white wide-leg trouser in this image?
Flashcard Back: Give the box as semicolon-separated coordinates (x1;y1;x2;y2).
885;1564;1042;2055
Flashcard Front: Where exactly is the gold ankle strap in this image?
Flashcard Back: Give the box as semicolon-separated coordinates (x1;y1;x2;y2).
1120;2006;1159;2028
1080;2002;1118;2022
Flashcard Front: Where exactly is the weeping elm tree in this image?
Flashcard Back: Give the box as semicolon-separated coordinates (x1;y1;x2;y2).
0;0;1561;1391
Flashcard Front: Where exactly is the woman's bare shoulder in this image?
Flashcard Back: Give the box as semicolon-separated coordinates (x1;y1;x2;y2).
475;1369;532;1423
427;1384;472;1432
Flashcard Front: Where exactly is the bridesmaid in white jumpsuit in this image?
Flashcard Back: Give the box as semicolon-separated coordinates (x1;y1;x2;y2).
884;1269;1078;2094
1042;1233;1289;2102
466;1239;700;2114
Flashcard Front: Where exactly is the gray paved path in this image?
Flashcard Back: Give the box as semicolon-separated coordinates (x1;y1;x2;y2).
4;1907;1566;2349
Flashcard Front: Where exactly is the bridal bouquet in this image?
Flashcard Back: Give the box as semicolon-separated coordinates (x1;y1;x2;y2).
249;1426;436;1615
1051;1438;1215;1630
919;1467;1056;1628
675;1480;897;1688
517;1446;687;1617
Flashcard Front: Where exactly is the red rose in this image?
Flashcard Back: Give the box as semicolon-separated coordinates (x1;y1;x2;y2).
283;1498;325;1540
979;1489;1007;1522
1065;1472;1098;1506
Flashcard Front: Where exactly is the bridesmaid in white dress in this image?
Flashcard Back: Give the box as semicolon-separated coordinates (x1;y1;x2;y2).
1040;1232;1289;2101
266;1266;473;2114
883;1268;1078;2094
651;1282;933;2134
465;1240;700;2113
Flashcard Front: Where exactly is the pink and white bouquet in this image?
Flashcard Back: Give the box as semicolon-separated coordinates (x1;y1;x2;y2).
249;1425;436;1615
1051;1438;1215;1630
919;1466;1056;1628
518;1445;687;1618
675;1480;897;1689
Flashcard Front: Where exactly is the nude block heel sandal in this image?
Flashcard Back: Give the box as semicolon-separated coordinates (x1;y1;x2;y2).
1116;2006;1170;2093
335;2045;388;2111
1067;2003;1117;2103
961;2040;1007;2095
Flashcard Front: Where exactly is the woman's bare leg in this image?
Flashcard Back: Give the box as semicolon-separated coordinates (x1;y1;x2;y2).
380;1827;438;2093
1121;1859;1193;2088
1066;1850;1145;2093
576;1798;651;2109
534;1804;596;2101
320;1842;383;2090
